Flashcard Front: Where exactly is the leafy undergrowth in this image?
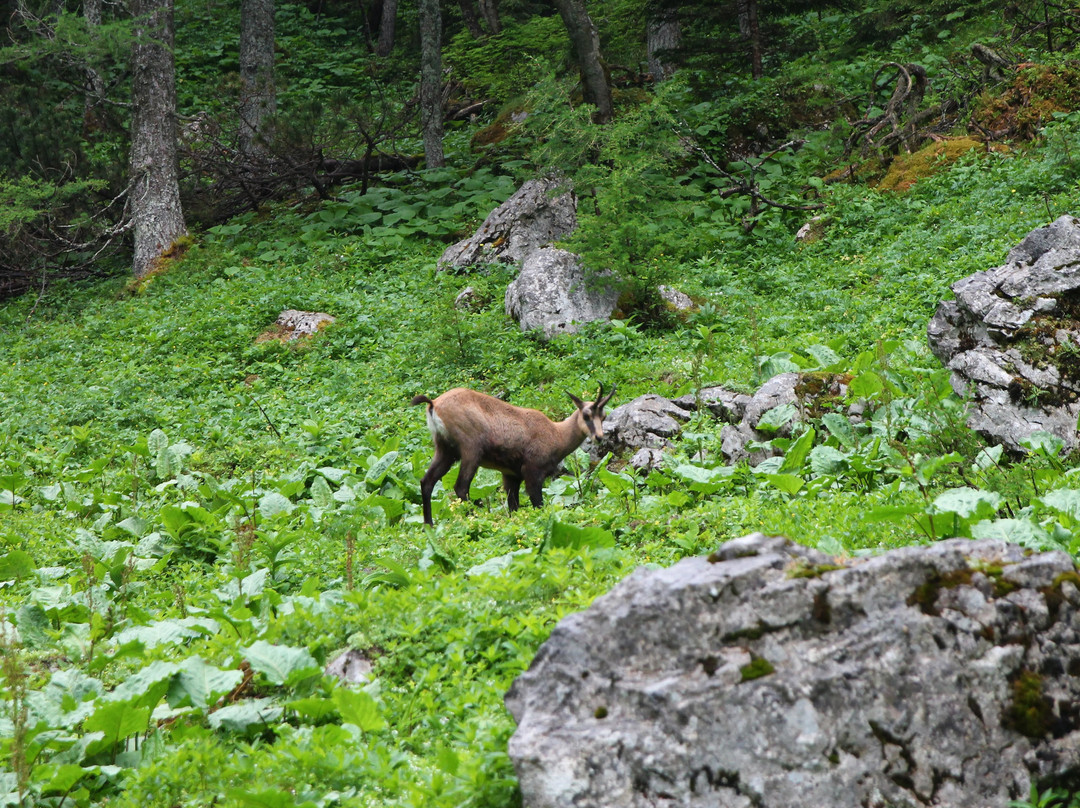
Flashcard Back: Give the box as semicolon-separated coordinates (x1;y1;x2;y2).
5;124;1080;806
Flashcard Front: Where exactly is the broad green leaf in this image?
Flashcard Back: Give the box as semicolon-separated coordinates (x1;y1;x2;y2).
147;429;169;458
0;550;36;581
809;445;848;476
309;476;333;508
156;445;181;480
598;468;635;496
821;413;857;450
764;474;804;496
316;466;349;483
933;487;1002;519
972;445;1004;471
332;687;385;732
805;344;842;369
1021;430;1065;457
779;427;815;473
168;657;243;710
466;549;531;577
1040;489;1080;520
208;699;284;734
107;660;179;708
546;520;615;551
364;451;399;486
83;700;151;755
258;492;294;518
225;788;318;808
670;463;735;494
242;640;320;686
32;763;88;795
848;371;883;399
971;518;1056;550
755;403;797;434
287;696;338;724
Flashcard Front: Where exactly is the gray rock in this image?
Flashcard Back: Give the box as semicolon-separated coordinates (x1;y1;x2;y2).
629;447;665;472
698;386;752;424
505;248;619;339
269;309;335;341
506;535;1080;808
658;285;694;311
324;649;372;684
742;372;801;431
592;394;693;459
454;286;485;311
438;177;577;270
928;215;1080;453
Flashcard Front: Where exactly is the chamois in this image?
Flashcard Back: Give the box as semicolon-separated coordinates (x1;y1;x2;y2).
410;385;616;525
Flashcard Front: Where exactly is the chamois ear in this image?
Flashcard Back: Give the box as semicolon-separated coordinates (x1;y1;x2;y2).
566;390;587;410
596;384;616;409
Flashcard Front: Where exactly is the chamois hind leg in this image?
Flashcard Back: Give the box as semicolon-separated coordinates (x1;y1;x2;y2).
503;474;522;512
454;451;483;507
419;446;457;526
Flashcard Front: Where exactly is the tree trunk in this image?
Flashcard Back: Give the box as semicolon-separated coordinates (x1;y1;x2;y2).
477;0;500;34
419;0;444;167
129;0;186;279
239;0;276;157
646;5;680;83
376;0;397;56
83;0;106;130
736;0;762;80
552;0;613;123
457;0;484;38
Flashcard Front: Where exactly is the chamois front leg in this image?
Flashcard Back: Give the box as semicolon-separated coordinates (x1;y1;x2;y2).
523;466;545;509
420;447;457;526
503;473;522;512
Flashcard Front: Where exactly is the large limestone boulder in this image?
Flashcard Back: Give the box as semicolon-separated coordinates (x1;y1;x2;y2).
506;534;1080;808
928;214;1080;453
504;248;619;339
438;177;577;270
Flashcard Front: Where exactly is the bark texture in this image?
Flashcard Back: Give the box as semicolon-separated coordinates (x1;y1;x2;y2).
129;0;186;279
376;0;397;57
736;0;762;79
238;0;276;156
419;0;444;167
552;0;613;123
646;5;680;83
477;0;500;34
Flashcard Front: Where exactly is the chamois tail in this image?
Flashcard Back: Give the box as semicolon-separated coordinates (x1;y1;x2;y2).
411;394;434;407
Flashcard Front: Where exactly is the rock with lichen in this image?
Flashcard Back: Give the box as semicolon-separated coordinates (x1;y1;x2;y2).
928;214;1080;453
506;534;1080;808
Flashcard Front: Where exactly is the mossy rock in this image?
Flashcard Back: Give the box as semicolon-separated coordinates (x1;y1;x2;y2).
876;138;985;193
972;62;1080;140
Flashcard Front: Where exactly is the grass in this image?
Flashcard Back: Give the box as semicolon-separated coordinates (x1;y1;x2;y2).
3;107;1080;808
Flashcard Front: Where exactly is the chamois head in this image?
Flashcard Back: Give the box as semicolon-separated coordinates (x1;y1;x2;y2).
567;384;616;440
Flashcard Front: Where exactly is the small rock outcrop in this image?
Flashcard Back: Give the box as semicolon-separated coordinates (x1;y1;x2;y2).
504;248;619;339
506;534;1080;808
928;214;1080;453
256;309;335;342
438;177;577;270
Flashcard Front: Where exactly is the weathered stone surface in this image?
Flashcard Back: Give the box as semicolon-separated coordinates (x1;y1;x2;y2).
258;309;335;342
324;649;372;684
438;177;577;270
454;286;485;311
505;248;619;339
928;214;1080;452
592;394;693;458
506;534;1080;808
659;285;694;311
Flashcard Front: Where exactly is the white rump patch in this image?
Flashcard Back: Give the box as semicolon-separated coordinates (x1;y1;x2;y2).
427;409;451;442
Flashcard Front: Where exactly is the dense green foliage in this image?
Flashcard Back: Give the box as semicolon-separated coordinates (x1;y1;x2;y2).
5;0;1080;806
